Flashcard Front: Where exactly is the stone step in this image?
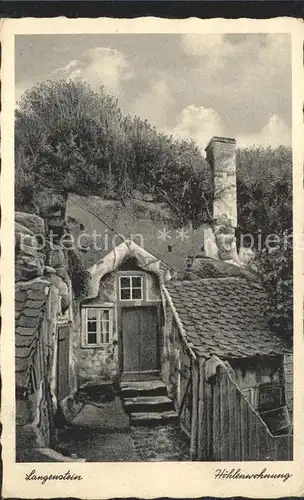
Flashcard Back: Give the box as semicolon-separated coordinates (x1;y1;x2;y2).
124;395;174;413
120;380;167;398
130;410;178;426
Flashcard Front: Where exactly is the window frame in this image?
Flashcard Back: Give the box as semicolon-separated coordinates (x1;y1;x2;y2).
119;274;144;301
82;306;113;347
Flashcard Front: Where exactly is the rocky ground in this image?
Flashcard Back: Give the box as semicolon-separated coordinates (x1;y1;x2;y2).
131;424;190;462
57;396;190;462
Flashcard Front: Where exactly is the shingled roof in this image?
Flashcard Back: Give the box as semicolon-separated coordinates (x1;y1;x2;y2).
165;278;289;359
15;277;51;391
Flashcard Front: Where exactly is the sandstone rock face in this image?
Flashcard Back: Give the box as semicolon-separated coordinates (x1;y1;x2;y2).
59;394;84;424
15;213;46;282
15;212;45;236
214;222;239;263
50;274;70;312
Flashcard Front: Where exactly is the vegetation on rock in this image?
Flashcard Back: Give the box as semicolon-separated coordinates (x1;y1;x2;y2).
15;80;212;226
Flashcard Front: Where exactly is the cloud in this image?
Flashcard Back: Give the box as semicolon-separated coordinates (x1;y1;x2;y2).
171;105;224;150
180;34;234;69
180;33;288;71
178;34;291;138
51;47;134;95
132;78;175;128
171;104;291;150
238;114;291;148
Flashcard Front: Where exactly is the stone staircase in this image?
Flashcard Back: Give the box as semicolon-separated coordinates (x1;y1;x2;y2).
120;380;178;426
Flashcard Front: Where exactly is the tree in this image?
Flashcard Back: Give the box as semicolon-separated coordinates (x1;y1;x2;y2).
257;235;293;345
15;80;128;200
236;146;293;344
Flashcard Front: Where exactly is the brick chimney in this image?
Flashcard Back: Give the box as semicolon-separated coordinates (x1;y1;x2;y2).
205;136;239;264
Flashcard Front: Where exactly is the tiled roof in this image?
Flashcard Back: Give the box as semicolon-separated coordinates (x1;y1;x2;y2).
15;278;50;390
166;278;289;359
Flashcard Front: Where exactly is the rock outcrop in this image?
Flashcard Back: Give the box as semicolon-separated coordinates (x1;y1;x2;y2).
15;213;46;282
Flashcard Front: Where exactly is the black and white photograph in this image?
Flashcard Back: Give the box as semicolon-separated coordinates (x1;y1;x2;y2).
13;31;294;463
1;16;303;500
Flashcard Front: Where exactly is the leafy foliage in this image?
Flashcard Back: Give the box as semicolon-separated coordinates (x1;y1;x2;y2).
257;235;293;345
236;146;292;344
15;80;212;225
236;146;292;235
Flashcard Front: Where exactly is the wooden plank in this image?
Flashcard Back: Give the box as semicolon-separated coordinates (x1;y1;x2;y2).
234;389;242;460
190;362;199;460
212;371;221;461
228;374;236;461
205;380;213;460
220;367;229;461
122;308;141;372
197;358;206;460
255;414;261;461
240;396;247;461
256;420;269;461
247;404;254;460
266;431;275;461
140;306;158;371
57;324;70;401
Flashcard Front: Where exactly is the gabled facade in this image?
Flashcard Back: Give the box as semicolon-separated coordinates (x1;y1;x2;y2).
73;240;170;387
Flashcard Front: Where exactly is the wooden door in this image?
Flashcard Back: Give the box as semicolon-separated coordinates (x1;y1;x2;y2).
121;306;159;380
57;324;70;401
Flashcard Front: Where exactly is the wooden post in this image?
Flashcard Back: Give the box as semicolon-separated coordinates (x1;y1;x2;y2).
205;376;213;460
190;360;199;460
197;357;206;460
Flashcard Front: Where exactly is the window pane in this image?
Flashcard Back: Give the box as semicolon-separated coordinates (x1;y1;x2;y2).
102;329;109;344
87;320;97;332
100;310;110;322
121;288;131;300
100;320;109;332
132;277;142;288
87;308;97;320
87;332;97;344
132;288;142;299
120;277;130;288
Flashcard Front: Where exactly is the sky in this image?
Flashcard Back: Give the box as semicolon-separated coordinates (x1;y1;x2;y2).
15;33;291;150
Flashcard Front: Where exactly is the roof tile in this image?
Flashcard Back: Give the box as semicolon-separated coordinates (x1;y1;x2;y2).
166;277;289;359
15;278;50;389
23;308;41;318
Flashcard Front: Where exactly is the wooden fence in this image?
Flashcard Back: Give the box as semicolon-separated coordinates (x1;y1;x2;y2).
197;362;293;461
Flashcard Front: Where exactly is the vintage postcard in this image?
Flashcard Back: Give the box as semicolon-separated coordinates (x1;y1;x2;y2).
1;16;303;499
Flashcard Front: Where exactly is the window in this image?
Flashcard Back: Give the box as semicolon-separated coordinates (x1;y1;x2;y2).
83;308;112;346
119;275;143;301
